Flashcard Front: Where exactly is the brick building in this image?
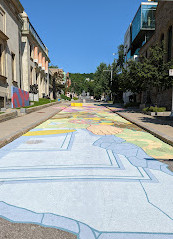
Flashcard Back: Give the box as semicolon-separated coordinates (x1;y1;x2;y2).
139;1;173;109
123;1;158;104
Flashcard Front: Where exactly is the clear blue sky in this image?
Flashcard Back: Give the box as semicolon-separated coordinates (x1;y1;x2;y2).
20;0;147;73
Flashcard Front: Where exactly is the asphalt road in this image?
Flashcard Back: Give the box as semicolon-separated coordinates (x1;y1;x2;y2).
0;103;173;239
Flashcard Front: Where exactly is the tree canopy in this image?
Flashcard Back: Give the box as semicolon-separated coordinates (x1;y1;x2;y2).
69;73;94;95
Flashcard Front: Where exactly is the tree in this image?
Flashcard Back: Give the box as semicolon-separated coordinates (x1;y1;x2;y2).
49;65;58;68
121;43;173;106
93;63;110;99
69;73;94;95
117;44;125;70
111;60;123;103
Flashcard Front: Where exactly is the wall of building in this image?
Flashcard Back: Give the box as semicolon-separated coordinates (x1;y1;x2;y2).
139;2;173;110
20;11;50;100
0;0;23;107
155;2;173;62
0;1;50;109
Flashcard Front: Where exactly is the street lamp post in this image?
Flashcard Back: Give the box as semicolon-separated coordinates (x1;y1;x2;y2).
169;69;173;117
103;53;117;101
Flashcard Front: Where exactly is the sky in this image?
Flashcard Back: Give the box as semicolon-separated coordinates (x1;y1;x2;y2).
20;0;148;73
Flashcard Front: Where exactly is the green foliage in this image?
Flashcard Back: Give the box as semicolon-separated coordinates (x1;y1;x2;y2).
93;63;110;98
143;106;166;112
60;94;71;101
68;44;125;101
121;43;173;99
69;73;94;95
73;97;78;100
111;60;123;103
117;44;125;70
49;65;58;68
22;98;57;108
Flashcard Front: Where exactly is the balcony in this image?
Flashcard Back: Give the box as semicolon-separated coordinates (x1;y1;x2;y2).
132;3;157;43
131;2;157;56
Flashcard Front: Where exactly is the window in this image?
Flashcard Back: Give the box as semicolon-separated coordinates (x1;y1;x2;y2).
0;8;5;32
0;44;2;75
30;67;33;85
11;53;15;82
36;73;38;83
141;5;156;29
132;6;141;42
30;44;33;58
167;26;172;62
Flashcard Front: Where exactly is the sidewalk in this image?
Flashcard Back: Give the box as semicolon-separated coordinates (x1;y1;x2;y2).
0;102;69;148
106;104;173;170
107;105;173;145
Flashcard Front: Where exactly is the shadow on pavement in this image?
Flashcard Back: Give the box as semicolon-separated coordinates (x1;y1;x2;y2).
138;116;173;127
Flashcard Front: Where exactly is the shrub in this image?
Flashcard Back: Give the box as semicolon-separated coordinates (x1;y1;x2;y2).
73;97;78;100
61;94;71;101
143;106;166;112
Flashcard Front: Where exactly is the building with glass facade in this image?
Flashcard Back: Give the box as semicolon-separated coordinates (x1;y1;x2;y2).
124;2;158;63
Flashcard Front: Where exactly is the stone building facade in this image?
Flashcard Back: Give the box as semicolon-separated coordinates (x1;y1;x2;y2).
0;0;24;108
0;0;50;108
139;1;173;110
20;12;50;99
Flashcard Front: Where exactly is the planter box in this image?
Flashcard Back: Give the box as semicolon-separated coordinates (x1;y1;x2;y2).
155;112;171;116
29;93;34;101
20;101;61;114
143;111;171;116
33;94;39;102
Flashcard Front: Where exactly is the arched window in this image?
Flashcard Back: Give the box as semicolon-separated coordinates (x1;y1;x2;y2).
167;26;172;62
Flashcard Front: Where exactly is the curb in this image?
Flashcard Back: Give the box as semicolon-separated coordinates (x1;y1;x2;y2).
0;103;70;149
0;102;61;123
107;107;173;148
21;101;61;114
0;111;18;123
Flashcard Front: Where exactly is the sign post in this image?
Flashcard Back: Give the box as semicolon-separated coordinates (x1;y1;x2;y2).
169;69;173;117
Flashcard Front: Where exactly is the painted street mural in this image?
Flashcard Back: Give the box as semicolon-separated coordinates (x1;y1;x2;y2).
0;104;173;239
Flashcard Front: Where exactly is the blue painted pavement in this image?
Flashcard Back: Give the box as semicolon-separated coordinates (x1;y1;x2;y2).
0;104;173;238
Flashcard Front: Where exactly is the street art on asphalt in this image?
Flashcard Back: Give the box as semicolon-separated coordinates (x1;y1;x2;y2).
11;86;29;108
0;104;173;238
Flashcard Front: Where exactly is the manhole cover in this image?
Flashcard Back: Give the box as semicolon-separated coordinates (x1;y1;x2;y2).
26;140;43;144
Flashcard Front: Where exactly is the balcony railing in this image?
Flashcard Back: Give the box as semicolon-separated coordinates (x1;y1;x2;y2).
29;22;48;56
